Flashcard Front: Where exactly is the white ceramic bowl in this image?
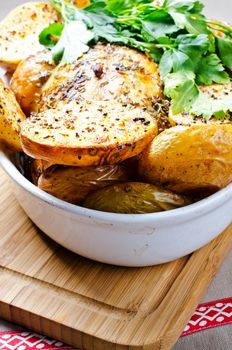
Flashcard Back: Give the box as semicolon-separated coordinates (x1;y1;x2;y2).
0;0;232;266
1;152;232;266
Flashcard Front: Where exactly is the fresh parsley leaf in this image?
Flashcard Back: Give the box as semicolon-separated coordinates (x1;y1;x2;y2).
142;13;179;40
83;4;116;40
181;13;209;35
106;0;139;15
196;53;230;85
216;36;232;71
41;0;232;120
52;21;94;65
190;91;232;119
163;0;197;11
39;22;64;49
177;34;210;59
164;0;209;34
159;49;192;78
164;68;232;118
189;1;204;13
164;71;199;114
50;0;76;20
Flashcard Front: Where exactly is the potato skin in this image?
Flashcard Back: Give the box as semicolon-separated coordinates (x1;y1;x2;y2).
0;2;59;71
37;164;130;204
84;182;190;213
11;51;54;116
0;79;26;151
138;124;232;196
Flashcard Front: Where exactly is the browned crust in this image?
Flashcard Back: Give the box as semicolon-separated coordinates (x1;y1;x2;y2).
21;128;156;166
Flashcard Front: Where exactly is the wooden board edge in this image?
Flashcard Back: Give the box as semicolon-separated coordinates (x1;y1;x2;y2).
146;225;232;350
0;224;230;350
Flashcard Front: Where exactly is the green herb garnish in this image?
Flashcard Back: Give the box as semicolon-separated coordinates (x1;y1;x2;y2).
39;0;232;119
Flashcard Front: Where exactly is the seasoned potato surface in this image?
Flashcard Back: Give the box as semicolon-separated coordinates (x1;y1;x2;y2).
0;79;26;151
41;43;163;111
0;2;59;71
11;50;54;116
20;101;158;166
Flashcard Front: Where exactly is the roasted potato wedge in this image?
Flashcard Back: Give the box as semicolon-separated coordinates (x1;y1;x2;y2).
20;100;158;166
0;79;26;151
11;51;54;116
84;182;190;213
138;124;232;196
169;83;232;126
0;2;59;71
41;43;163;111
37;164;130;204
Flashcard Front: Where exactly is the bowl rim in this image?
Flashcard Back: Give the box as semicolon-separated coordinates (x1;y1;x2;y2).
1;151;232;225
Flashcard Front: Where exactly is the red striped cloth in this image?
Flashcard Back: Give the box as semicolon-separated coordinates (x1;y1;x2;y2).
0;298;231;349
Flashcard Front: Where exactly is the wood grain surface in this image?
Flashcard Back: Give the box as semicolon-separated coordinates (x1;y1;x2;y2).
0;169;231;350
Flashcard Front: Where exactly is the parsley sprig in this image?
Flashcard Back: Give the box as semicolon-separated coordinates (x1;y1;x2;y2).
39;0;232;119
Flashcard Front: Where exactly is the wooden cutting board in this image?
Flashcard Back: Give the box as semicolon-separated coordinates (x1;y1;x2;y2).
0;169;231;350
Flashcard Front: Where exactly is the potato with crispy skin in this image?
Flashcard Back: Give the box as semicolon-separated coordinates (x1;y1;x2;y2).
0;2;59;71
20;43;161;166
20;100;158;166
84;182;190;213
11;50;55;116
0;79;26;151
138;124;232;196
37;164;130;204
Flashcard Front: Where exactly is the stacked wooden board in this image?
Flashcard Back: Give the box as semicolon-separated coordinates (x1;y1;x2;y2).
0;169;231;350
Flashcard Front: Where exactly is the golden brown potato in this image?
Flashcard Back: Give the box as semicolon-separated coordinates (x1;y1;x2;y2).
84;182;190;213
11;51;54;116
138;124;232;196
0;2;59;71
73;0;90;8
20;100;158;166
0;79;26;151
37;164;130;204
169;83;232;126
41;43;163;111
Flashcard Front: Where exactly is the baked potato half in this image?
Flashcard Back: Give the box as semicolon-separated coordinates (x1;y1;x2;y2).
11;51;55;116
84;182;190;213
0;79;26;151
138;124;232;196
41;43;163;112
36;164;130;204
20;100;158;166
0;2;59;71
